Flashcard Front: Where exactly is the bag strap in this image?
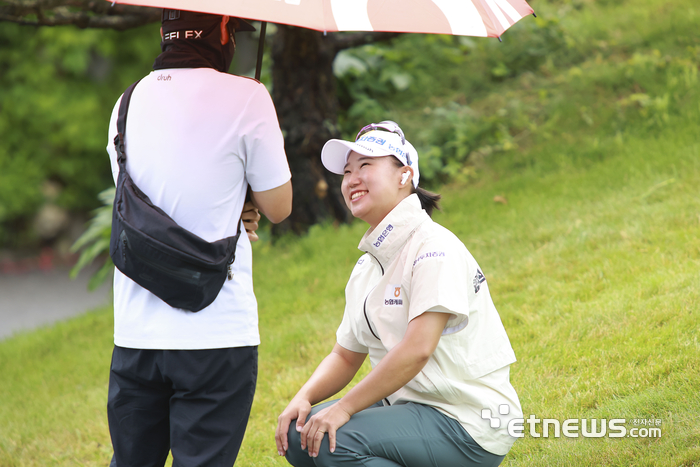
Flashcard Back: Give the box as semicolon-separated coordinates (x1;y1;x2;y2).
112;78;248;258
114;79;142;166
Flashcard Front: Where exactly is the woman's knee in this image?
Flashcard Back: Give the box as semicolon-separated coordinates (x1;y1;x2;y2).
284;420;310;467
285;424;354;467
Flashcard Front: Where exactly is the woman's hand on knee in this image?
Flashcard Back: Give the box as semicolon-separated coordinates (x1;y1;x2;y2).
275;398;312;457
301;402;352;458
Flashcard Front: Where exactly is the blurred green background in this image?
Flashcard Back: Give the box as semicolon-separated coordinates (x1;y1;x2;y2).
0;0;699;465
2;0;696;259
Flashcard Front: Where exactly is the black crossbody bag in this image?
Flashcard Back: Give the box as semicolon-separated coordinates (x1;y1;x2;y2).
109;80;243;312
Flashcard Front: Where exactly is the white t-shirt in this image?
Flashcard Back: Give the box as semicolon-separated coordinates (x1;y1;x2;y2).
106;68;291;350
336;194;522;456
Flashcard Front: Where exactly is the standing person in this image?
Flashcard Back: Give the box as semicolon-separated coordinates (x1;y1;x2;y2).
106;9;292;467
275;121;521;466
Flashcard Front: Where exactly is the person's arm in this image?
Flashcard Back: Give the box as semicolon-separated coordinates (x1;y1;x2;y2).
275;343;366;456
301;311;450;458
251;180;292;224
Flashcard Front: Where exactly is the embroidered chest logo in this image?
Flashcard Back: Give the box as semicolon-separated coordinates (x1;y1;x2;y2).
473;268;486;293
384;284;404;306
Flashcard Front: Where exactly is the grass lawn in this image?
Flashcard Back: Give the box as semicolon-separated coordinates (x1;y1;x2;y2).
1;0;699;465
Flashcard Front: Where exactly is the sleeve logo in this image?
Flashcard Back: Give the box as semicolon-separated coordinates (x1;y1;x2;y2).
473;268;486;293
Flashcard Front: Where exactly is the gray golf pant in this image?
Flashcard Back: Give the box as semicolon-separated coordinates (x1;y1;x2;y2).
285;400;505;467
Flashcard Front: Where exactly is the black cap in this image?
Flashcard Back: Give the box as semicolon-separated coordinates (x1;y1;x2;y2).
161;9;256;33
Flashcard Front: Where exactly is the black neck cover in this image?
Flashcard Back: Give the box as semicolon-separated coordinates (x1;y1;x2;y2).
153;17;235;73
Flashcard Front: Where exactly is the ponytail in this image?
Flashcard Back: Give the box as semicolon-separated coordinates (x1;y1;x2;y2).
391;156;441;216
413;186;441;217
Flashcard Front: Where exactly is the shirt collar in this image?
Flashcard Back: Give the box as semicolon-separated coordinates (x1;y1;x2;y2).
358;194;429;268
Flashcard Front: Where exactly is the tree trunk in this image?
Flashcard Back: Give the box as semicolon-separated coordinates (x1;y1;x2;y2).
271;25;350;235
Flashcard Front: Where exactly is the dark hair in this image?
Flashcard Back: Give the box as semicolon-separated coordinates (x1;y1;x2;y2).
390;157;441;217
413;186;441;217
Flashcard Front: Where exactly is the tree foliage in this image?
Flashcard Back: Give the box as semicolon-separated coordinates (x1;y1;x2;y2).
333;16;572;185
0;1;158;29
0;20;159;248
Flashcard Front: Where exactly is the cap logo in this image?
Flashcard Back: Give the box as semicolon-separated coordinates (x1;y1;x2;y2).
358;135;387;145
163;30;203;40
357;134;410;165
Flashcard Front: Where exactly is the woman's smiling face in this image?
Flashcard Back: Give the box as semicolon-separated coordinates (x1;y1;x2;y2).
341;151;411;229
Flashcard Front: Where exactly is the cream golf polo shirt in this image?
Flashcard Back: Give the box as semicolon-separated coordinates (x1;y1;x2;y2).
107;68;291;350
336;194;522;456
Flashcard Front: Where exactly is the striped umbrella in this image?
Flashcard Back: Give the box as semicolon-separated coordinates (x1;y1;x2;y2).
110;0;534;38
109;0;535;77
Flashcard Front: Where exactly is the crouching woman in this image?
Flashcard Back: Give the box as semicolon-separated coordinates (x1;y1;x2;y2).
275;121;522;467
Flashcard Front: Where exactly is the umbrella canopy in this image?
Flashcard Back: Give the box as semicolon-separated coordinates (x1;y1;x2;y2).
109;0;534;38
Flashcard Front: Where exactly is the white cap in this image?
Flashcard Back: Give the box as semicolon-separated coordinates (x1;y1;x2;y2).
321;121;420;188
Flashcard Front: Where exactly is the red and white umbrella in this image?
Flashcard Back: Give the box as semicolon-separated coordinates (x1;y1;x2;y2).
109;0;534;39
109;0;534;79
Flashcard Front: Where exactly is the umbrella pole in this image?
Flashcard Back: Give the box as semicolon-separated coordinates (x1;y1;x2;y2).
255;21;267;81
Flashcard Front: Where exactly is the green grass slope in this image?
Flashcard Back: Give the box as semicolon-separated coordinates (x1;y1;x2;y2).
0;0;698;465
